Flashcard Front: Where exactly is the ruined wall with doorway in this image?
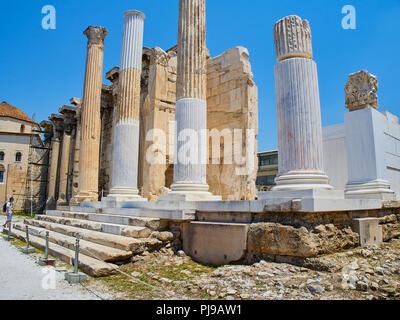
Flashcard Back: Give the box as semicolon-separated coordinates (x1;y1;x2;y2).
138;47;177;201
206;47;259;200
99;85;116;197
136;45;258;201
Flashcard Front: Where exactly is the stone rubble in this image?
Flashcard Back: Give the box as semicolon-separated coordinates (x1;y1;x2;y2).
97;237;400;300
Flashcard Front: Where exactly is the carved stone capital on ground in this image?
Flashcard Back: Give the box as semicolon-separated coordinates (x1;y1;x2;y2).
274;15;313;62
345;70;378;112
83;26;108;47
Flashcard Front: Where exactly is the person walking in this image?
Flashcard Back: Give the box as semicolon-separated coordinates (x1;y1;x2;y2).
2;197;14;230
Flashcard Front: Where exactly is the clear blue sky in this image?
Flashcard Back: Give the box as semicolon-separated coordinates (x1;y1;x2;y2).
1;0;399;152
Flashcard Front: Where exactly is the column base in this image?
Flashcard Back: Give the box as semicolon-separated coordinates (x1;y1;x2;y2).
103;187;148;204
259;188;344;201
345;180;396;200
45;198;57;210
257;188;384;212
272;171;333;192
56;198;69;207
161;183;222;202
70;192;98;205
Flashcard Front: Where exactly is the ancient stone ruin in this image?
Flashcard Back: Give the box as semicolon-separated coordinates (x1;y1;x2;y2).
11;2;400;278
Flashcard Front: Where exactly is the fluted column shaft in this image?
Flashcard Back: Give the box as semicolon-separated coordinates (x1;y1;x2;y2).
57;130;71;205
109;11;145;200
72;113;81;199
46;131;61;209
75;26;107;203
273;16;331;191
171;0;209;193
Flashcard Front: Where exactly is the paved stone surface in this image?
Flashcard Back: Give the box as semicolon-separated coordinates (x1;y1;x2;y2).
0;235;98;300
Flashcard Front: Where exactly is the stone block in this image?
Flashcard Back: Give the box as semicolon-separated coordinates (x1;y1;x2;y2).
65;272;87;284
183;221;248;266
21;247;36;254
352;217;383;247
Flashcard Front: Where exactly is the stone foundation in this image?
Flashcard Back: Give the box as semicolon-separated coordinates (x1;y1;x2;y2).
190;205;400;267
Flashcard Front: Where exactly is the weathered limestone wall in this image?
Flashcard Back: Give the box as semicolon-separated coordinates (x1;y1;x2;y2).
206;47;258;200
139;47;177;201
99;86;115;197
137;45;258;201
247;207;400;265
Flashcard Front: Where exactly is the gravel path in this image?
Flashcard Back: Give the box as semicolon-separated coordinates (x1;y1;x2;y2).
0;235;98;300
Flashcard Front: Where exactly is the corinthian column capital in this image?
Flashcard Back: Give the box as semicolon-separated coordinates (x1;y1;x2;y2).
273;15;313;62
84;26;108;47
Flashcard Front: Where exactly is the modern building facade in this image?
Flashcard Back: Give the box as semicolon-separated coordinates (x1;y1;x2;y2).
256;150;278;191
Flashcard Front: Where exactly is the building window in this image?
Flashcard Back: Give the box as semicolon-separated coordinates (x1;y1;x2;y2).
20;125;25;133
0;152;4;161
0;166;4;183
259;154;278;166
256;175;277;187
15;152;22;162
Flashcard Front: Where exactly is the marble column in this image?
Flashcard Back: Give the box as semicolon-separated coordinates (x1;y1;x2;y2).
168;0;220;200
70;98;82;201
57;106;77;206
46;114;64;209
73;26;107;203
272;15;332;191
108;11;146;202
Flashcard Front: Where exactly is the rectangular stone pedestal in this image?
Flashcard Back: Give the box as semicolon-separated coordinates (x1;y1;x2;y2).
183;221;248;266
22;247;36;254
352;218;383;247
65;272;87;284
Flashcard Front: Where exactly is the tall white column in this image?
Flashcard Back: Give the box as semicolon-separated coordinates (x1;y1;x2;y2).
167;0;220;201
272;15;332;191
108;11;146;202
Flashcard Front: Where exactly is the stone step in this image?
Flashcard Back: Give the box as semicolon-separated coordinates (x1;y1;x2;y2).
14;223;132;263
45;210;167;231
101;207;196;220
36;215;151;239
70;206;98;213
24;219;161;253
11;228;117;277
